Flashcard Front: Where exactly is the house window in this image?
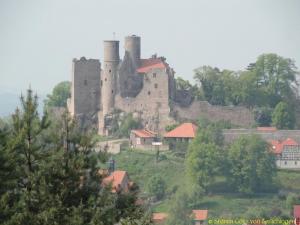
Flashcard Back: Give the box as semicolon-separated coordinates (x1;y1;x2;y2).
112;90;114;94
148;91;151;95
109;69;111;73
153;73;156;78
154;83;158;89
284;161;287;165
84;80;87;85
295;161;298;165
101;80;103;86
105;78;107;81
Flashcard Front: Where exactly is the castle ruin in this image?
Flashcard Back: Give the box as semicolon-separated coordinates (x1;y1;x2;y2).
67;35;255;135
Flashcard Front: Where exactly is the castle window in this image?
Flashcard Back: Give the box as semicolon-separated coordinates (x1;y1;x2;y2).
84;80;87;85
148;91;151;95
153;73;156;78
154;83;158;89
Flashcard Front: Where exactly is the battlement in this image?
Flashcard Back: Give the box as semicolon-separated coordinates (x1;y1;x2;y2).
73;57;100;63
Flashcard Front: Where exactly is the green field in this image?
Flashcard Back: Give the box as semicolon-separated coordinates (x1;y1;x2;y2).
113;149;300;219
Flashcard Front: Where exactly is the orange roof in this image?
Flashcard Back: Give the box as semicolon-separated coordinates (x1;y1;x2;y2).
192;210;208;221
131;129;156;138
137;58;168;73
164;123;198;138
269;138;299;154
152;213;168;223
102;170;128;193
257;127;277;132
295;205;300;218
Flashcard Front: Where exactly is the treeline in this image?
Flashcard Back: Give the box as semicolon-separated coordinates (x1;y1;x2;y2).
0;89;152;225
164;119;284;224
178;53;299;129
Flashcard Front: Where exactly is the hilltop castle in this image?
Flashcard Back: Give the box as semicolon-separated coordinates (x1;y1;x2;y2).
67;35;254;135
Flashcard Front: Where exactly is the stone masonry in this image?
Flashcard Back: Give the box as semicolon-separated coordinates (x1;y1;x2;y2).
68;35;256;135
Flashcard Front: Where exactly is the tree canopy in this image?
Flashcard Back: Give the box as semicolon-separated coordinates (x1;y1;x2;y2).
44;81;71;108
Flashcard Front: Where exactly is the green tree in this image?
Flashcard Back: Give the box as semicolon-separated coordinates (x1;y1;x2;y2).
227;135;277;194
286;193;300;214
186;142;222;192
254;107;273;126
44;81;71;108
166;191;192;225
272;101;295;129
249;53;297;107
147;175;166;200
0;89;151;225
118;113;142;137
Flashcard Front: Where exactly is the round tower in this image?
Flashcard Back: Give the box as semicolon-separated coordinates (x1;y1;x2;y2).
102;40;120;115
124;35;141;67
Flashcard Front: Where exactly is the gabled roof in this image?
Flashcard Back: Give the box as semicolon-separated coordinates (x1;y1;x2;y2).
192;210;208;221
269;138;299;154
295;205;300;218
257;127;277;132
137;58;168;73
131;129;156;138
152;213;168;223
164;123;198;138
102;170;128;193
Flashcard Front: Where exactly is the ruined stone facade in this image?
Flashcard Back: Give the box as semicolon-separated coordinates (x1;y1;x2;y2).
67;35;255;135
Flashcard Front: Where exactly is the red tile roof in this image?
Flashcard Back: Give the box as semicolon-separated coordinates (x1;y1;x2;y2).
269;138;299;154
295;205;300;218
131;129;156;138
164;123;198;138
137;58;168;73
152;213;168;223
192;210;208;221
257;127;277;132
102;170;129;193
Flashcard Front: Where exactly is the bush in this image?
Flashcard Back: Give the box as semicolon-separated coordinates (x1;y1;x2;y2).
147;175;166;201
286;193;299;213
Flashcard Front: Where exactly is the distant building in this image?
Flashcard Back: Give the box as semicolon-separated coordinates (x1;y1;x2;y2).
102;170;133;193
152;213;168;224
269;138;300;169
130;129;156;149
164;123;198;142
295;205;300;224
192;210;208;225
256;126;277;132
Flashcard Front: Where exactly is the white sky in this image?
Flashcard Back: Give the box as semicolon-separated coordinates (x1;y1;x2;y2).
1;0;299;94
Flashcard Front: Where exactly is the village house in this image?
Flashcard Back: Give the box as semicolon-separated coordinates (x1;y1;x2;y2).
269;138;300;169
192;210;208;225
102;170;133;193
151;209;208;225
152;213;169;224
164;122;198;142
129;129;156;149
295;205;300;223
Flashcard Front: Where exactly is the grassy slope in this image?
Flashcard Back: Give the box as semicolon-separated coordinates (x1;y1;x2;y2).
113;149;300;218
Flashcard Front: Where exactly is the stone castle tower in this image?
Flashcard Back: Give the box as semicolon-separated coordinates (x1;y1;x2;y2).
67;35;254;135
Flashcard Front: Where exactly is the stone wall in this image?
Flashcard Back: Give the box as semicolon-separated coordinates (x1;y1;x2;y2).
173;101;255;127
223;129;300;144
115;67;175;134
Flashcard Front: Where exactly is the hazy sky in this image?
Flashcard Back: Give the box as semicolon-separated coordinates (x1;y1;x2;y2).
1;0;300;94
